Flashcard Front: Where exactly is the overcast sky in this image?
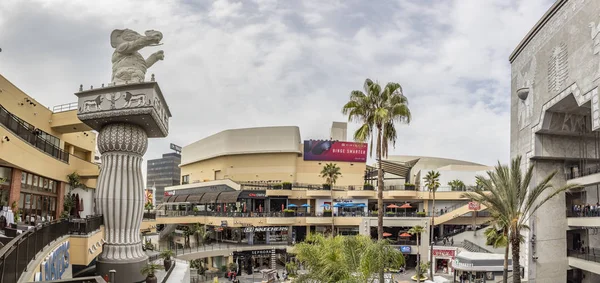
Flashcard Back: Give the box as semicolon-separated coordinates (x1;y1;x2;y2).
0;0;554;178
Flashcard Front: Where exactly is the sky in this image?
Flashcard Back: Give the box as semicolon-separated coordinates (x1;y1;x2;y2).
0;0;555;179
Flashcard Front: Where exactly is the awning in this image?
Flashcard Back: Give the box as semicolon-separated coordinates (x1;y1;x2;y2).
165;196;174;203
173;194;189;202
200;192;221;204
217;191;242;203
186;193;204;203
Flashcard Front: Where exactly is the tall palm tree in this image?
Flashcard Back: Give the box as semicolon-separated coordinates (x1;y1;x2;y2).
320;163;342;234
342;78;411;241
461;155;579;283
424;170;440;279
294;233;404;283
408;225;425;283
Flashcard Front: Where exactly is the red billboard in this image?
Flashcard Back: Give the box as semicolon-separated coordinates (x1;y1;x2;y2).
468;202;481;211
303;140;367;162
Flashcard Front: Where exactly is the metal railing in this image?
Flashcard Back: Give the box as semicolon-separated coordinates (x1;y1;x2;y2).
52;102;78;113
0;105;69;163
68;215;103;235
568;248;600;263
39;276;108;283
566;208;600;217
0;220;69;283
565;164;600;180
154;210;435;218
463;239;491;253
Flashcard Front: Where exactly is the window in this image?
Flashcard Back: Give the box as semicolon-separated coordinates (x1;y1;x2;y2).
182;175;189;185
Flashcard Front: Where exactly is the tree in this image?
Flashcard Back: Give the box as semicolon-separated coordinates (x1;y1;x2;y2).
461;155;579;283
319;163;342;187
424;170;440;280
342;78;411;241
408;225;425;283
448;179;466;191
320;163;342;234
194;223;208;247
484;216;510;283
294;233;404;283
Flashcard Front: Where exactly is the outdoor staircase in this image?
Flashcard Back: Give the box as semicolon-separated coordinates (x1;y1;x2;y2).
434;203;487;225
462;239;492;253
159;224;177;239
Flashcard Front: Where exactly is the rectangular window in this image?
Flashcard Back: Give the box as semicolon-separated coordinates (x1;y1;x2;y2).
182;175;189;185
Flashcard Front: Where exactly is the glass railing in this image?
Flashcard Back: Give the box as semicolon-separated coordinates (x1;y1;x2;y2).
0;105;69;163
566;208;600;217
565;165;600;180
568;248;600;263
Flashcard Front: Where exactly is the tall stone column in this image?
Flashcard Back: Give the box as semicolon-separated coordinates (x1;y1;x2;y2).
95;123;149;281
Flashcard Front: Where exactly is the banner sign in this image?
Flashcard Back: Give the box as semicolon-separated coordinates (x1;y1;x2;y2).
35;241;70;281
243;226;289;233
468;202;481;211
303;140;367;162
433;249;456;257
170;143;182;152
164;191;175;197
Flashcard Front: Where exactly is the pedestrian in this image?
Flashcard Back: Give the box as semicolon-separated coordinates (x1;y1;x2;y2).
451;237;454;246
443;237;447;245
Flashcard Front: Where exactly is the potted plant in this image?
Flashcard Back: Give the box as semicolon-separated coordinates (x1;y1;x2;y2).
282;182;292;190
283;209;296;217
141;263;163;283
273;183;283;190
322;183;331;190
323;209;332;217
228;262;238;274
386;211;396;216
219;265;228;277
363;183;374;190
416;211;426;217
160;250;175;270
371;210;378;217
404;183;416;191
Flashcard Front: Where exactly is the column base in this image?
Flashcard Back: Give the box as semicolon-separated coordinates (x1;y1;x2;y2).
96;255;149;283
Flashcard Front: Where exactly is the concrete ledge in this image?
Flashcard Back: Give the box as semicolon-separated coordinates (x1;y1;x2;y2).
568;256;600;275
567;173;600;186
567;217;600;227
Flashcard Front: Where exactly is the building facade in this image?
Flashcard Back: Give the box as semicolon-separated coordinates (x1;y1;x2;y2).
0;74;99;221
510;0;600;282
147;152;181;202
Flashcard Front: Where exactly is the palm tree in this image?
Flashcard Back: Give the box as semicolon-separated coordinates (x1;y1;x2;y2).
320;163;342;234
342;78;411;241
194;223;208;248
408;225;425;283
424;170;440;279
448;179;466;191
320;163;342;188
141;263;164;282
461;155;579;283
294;233;404;283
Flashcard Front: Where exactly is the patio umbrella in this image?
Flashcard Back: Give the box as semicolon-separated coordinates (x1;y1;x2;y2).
320;204;330;207
399;232;411;238
387;204;400;214
383;232;392;237
399;203;412;215
287;204;298;208
301;204;311;207
75;194;81;218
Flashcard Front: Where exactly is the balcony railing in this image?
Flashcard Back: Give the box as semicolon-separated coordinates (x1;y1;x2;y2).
154;210;437;218
0;220;69;283
565;164;600;180
52;102;78;113
568;248;600;263
68;215;103;235
0;105;69;163
566;208;600;217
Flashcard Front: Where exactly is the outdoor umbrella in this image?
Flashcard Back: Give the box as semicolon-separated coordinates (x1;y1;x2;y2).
75;194;81;218
301;204;311;207
399;203;412;215
287;204;298;208
399;232;411;238
383;232;392;237
356;203;366;215
387;203;400;215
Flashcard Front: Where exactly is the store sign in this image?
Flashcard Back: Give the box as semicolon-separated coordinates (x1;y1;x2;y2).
35;241;70;281
400;246;411;253
433;249;456;257
303;140;367;162
239;191;266;199
170;143;182;152
164;191;175;197
468;202;481;211
452;259;473;268
243;226;289;233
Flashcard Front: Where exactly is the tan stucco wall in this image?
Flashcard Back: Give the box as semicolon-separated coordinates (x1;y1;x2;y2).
70;226;104;266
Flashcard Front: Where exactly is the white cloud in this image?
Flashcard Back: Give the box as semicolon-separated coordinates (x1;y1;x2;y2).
0;0;555;181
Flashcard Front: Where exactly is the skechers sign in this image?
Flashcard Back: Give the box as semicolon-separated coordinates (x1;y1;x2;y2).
34;241;70;281
303;140;367;162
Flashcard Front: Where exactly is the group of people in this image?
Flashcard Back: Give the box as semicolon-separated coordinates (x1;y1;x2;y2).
572;203;600;217
435;236;454;246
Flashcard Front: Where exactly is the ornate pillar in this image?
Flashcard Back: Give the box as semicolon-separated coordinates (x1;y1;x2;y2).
96;124;148;275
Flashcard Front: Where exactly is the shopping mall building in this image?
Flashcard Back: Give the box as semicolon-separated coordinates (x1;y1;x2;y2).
510;0;600;282
153;124;496;277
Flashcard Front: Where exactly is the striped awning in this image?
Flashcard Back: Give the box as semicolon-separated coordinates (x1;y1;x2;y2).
173;194;190;202
186;193;205;203
217;191;242;203
200;192;221;204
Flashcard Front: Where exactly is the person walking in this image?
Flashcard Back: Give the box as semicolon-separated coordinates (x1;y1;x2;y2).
451;237;454;246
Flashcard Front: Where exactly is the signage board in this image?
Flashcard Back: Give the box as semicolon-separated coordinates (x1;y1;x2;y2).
432;248;456;257
468;202;481;211
400;246;411;253
243;226;289;233
239;191;266;199
303;140;367;162
35;241;70;281
164;191;175;197
170;143;182;153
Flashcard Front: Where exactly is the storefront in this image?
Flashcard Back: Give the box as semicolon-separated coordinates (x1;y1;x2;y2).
452;251;512;283
19;171;59;222
431;247;458;275
233;248;287;275
243;226;290;245
316;198;368;216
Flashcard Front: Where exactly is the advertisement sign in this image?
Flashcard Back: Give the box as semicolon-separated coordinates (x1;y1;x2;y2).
164;191;175;197
35;241;70;281
170;143;182;153
303;140;367;162
468;202;481;211
400;246;411;253
239;191;266;199
243;226;289;233
432;248;456;257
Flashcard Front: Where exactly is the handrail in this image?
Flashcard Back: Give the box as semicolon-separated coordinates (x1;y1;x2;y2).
52;102;78;113
463;239;491;253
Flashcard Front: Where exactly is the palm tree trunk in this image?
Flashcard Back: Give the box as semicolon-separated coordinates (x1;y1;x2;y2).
511;235;521;283
376;126;384;283
416;235;421;283
503;237;509;283
429;190;436;279
330;181;335;235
